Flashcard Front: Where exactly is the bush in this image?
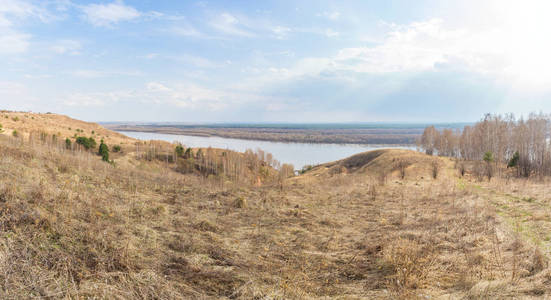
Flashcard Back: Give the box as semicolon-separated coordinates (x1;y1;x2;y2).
65;138;71;149
483;151;494;163
175;144;184;157
483;151;494;181
431;160;440;179
458;161;466;177
184;148;193;159
299;165;314;174
75;136;96;150
394;159;410;179
98;140;109;162
12;130;18;137
112;145;121;153
508;151;520;168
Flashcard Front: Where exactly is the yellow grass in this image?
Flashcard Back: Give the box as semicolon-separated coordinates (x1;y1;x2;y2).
1;112;551;299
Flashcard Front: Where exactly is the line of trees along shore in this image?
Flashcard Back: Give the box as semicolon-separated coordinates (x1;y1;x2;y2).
419;113;551;177
21;129;293;186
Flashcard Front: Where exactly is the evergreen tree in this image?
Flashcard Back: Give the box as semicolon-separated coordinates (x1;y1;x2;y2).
508;151;520;168
184;147;193;159
175;144;184;157
98;139;109;162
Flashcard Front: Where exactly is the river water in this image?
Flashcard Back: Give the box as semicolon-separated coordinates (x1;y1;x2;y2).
118;131;415;169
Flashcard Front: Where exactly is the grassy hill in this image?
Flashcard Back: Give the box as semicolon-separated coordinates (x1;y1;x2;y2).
0;111;134;146
1;112;550;298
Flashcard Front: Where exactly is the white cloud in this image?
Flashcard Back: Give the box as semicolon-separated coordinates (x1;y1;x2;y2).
51;39;81;55
24;74;51;79
138;53;220;68
173;54;220;68
0;31;29;54
0;81;28;96
283;19;507;76
63;93;107;107
82;0;141;27
71;69;143;78
147;82;171;92
138;53;159;59
325;28;339;38
0;0;55;55
0;0;55;22
210;13;254;37
170;25;202;37
317;11;340;21
0;81;37;110
61;81;287;112
272;26;291;39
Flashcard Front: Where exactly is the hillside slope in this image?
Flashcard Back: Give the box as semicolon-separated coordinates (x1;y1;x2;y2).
0;114;550;298
0;111;134;146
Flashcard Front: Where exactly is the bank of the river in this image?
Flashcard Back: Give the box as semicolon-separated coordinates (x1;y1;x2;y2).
118;130;415;169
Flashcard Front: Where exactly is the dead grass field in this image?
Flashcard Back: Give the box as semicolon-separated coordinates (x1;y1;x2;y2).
1;113;551;299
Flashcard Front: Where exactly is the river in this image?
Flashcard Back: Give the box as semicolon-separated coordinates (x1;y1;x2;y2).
118;131;415;169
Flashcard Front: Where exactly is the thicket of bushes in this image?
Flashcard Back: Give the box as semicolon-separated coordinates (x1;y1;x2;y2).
75;136;96;150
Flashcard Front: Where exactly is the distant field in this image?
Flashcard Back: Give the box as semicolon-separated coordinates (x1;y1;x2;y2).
104;122;469;145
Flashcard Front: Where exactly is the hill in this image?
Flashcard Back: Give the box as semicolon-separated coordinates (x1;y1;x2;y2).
0;111;134;146
0;113;550;298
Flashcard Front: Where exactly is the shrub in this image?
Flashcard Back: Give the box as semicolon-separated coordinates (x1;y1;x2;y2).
483;151;494;163
299;165;314;174
233;197;247;208
508;151;520;168
112;145;121;153
75;136;96;150
431;160;440;179
483;151;494;181
394;159;410;179
12;130;18;137
11;116;19;122
98;140;109;162
382;238;435;297
458;161;466;177
0;123;3;133
184;147;193;159
65;138;72;149
175;144;184;157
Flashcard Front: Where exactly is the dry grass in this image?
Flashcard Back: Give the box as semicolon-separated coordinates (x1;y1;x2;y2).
0;111;135;146
1;115;551;298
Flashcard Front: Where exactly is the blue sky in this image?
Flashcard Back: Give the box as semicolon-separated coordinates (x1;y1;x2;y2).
2;0;551;122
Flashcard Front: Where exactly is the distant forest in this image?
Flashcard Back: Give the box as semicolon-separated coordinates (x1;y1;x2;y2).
105;123;467;145
419;113;551;177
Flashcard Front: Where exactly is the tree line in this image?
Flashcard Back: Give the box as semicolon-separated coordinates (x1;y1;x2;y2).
418;113;551;177
22;129;294;185
134;140;295;186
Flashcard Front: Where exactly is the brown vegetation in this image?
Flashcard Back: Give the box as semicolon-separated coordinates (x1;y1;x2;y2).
419;113;551;178
1;112;551;298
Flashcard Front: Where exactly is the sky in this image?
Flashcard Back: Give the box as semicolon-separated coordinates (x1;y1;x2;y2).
2;0;551;122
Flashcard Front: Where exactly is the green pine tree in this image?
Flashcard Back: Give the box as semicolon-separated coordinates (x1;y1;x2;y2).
98;139;109;162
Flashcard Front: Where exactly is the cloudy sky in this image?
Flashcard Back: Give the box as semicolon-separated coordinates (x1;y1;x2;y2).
1;0;551;122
